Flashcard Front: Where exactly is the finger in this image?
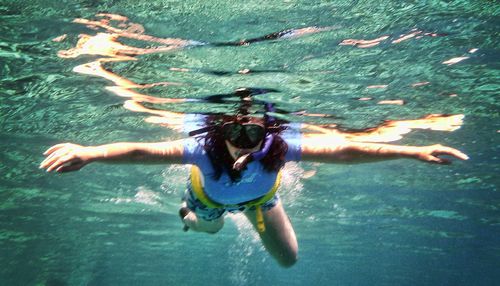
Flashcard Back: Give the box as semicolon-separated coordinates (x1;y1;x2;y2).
424;155;444;164
40;148;70;169
427;154;453;165
46;154;76;172
40;154;60;169
435;147;469;160
434;156;451;165
447;149;469;160
43;143;71;156
43;148;67;164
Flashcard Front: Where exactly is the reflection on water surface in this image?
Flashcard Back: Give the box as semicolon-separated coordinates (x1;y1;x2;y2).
55;13;465;143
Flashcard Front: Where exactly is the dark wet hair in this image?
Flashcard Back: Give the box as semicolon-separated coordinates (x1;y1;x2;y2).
198;115;288;182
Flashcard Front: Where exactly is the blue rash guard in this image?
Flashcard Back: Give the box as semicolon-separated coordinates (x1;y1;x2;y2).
181;114;301;205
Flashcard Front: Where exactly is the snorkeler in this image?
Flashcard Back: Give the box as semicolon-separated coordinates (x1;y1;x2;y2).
39;106;468;267
41;13;471;268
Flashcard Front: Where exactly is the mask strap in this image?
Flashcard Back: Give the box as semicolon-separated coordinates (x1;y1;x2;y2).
251;134;274;160
188;125;215;137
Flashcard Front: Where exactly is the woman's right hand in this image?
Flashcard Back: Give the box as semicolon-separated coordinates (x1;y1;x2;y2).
40;143;101;172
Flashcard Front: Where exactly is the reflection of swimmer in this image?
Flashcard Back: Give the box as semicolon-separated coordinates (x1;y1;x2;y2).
62;14;336;58
61;34;466;147
40;102;468;268
57;14;339;118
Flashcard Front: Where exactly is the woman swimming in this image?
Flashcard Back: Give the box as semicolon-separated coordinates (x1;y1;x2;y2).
39;108;468;268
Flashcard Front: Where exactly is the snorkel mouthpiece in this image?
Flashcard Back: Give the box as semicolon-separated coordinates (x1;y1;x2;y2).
232;134;274;171
252;134;274;161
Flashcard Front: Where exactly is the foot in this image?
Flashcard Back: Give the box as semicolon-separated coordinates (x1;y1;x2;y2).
179;206;191;232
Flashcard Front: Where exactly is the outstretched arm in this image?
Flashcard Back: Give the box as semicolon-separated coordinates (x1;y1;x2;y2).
40;140;184;173
301;134;468;164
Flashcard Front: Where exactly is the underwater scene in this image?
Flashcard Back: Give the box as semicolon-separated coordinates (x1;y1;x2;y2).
0;0;499;285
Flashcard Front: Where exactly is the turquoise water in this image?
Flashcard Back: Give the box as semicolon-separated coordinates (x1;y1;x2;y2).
1;1;499;285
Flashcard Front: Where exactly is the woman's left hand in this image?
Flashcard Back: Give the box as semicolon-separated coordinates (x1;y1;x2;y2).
415;144;469;164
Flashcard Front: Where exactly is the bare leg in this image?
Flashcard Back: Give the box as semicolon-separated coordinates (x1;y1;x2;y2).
244;201;298;267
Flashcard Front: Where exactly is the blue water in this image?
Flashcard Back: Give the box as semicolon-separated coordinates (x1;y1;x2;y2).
1;1;499;285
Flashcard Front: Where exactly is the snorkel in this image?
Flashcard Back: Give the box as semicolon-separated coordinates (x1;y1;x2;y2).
232;103;277;171
232;133;274;171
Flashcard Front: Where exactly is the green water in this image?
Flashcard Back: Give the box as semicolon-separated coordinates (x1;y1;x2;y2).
1;1;499;285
